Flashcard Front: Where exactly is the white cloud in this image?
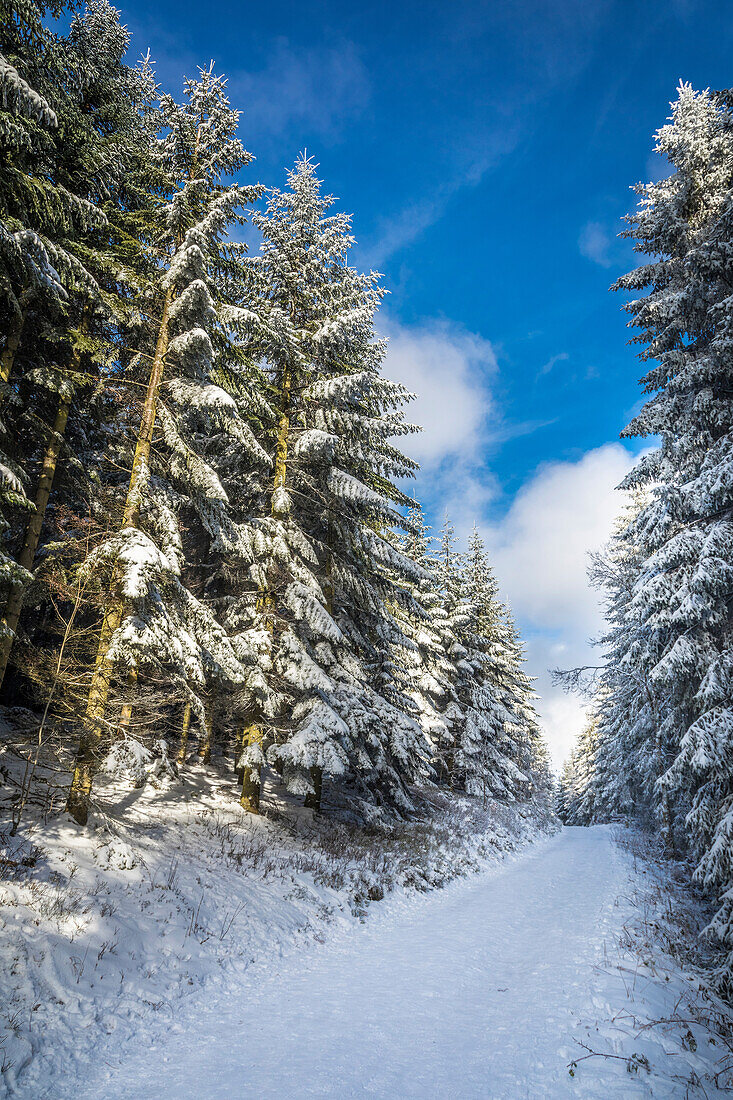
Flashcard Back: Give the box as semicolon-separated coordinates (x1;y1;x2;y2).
381;318;497;467
380;317;503;535
481;443;639;771
537;690;589;775
523;633;600;773
381;317;554;492
485;444;635;634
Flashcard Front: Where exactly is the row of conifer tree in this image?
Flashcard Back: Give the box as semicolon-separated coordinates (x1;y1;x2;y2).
0;0;552;828
557;84;733;992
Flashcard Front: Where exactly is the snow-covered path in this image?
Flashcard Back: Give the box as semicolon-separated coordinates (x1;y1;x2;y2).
54;825;655;1099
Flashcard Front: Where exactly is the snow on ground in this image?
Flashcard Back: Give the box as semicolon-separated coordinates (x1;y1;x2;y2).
3;719;732;1099
0;745;555;1098
37;825;733;1099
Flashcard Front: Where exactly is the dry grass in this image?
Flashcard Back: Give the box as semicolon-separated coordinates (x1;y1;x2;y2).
567;826;733;1096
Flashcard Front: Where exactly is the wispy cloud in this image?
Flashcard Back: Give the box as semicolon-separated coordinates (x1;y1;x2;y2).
491;417;557;444
538;351;569;377
231;38;370;148
357;0;615;270
578;220;615;267
360;137;519;270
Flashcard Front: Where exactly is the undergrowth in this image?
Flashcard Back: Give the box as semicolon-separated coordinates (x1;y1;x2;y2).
568;827;733;1097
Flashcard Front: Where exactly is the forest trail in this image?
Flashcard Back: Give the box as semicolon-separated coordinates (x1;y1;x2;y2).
53;826;658;1100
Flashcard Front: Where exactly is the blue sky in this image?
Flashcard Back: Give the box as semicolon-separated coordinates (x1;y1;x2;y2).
115;0;732;766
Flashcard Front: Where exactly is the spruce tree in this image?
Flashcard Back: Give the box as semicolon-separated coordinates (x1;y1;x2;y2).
66;65;262;824
561;83;733;986
557;714;599;826
457;528;528;801
1;0;103;382
610;84;733;985
580;493;676;836
0;1;163;687
0;0;103;612
396;502;460;781
236;157;429;814
432;516;470;786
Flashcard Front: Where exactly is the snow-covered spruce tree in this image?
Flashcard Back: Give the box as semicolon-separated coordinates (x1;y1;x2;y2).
499;605;553;800
235;157;429;815
429;516;471;786
393;501;461;780
456;527;529;801
557;713;599;826
1;0;77;380
555;757;572;822
524;714;554;805
577;493;678;838
0;0;110;388
555;750;576;824
163;238;273;772
0;1;163;689
65;66;262;825
554;489;677;833
0;0;105;613
613;83;733;985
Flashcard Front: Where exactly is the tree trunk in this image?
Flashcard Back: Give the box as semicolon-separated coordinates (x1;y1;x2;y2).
120;287;174;531
234;727;244;783
240;723;263;812
305;517;333;814
66;595;125;824
238;362;294;813
177;702;192;767
66;287;174;825
65;117;207;827
271;362;292;516
0;393;72;686
257;360;291;635
117;667;138;742
651;689;676;859
660;790;676;858
0;307;25;385
657;747;676;859
198;694;217;764
304;765;323;812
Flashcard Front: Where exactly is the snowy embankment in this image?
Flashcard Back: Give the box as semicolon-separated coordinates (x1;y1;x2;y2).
39;827;730;1100
38;827;733;1100
0;753;555;1098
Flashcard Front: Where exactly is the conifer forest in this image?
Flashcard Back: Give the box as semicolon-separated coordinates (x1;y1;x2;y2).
2;0;733;1096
